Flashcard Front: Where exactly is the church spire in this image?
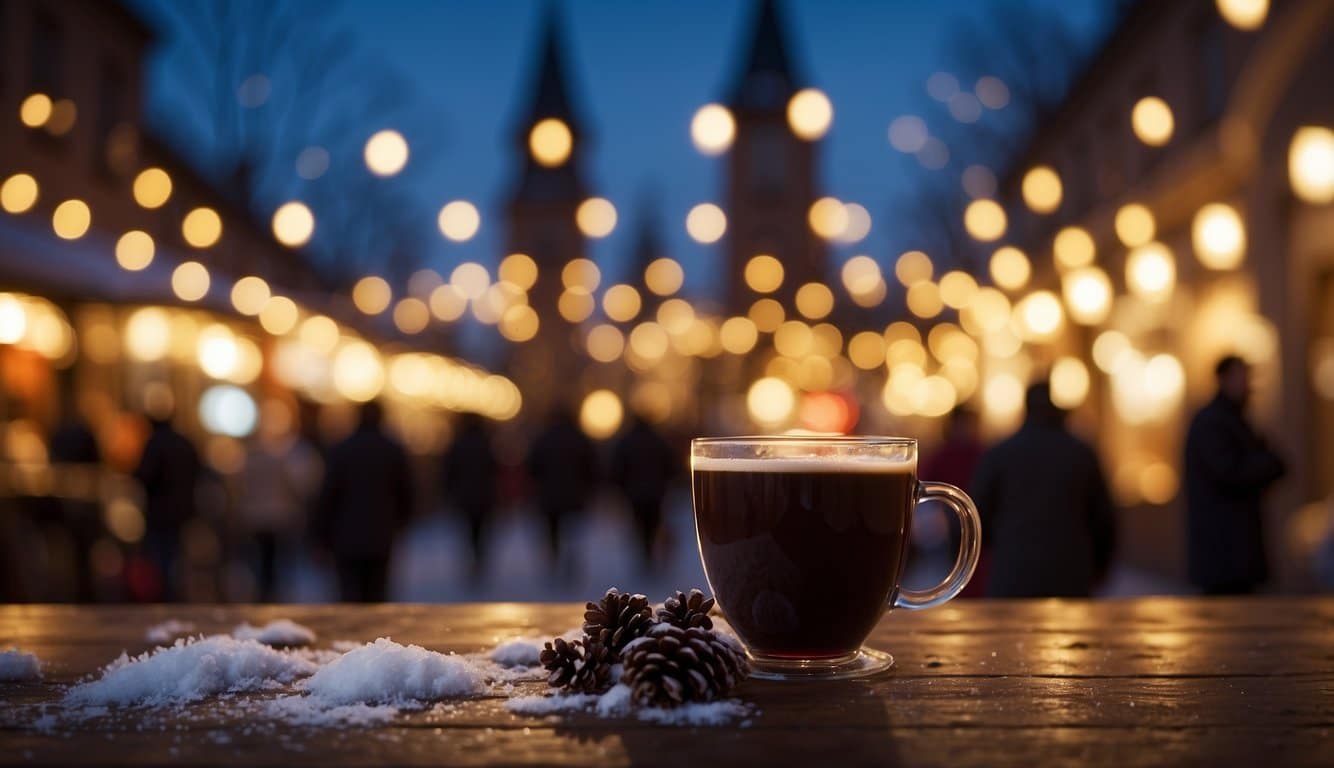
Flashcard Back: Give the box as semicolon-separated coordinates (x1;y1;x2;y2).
519;6;582;133
509;6;587;203
727;0;801;111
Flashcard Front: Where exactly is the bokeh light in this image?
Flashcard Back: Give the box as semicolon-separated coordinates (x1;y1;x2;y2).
645;258;684;296
561;258;601;292
1216;0;1268;30
52;199;91;240
499;253;539;290
171;261;210;302
1114;203;1156;247
1;174;38;214
691;103;735;155
939;271;978;309
747;377;796;426
602;283;642;323
963;199;1007;242
353;276;392;315
586;324;625;361
795;282;834;320
133;167;172;209
438;200;481;242
895;250;933;286
1131;96;1174;146
1050;357;1090;410
392;297;430;335
787;88;832;140
686;203;726;244
1021;166;1062;213
115;231;154;272
230;276;270;316
19;93;52;128
888;115;928;153
364;129;409;176
989;246;1031;291
1289;126;1334;204
906;281;943;319
1126;242;1176;302
332;340;385;402
744;254;783;294
1192;202;1246;269
808;197;848;240
576;197;617;238
1062;267;1112;325
499;304;539;342
1053;226;1095;270
1015;290;1063;341
125;308;170;361
719;316;758;355
748;298;784;332
182;207;222;248
271;201;315;247
580;389;624;439
259;296;299;335
529;118;573;167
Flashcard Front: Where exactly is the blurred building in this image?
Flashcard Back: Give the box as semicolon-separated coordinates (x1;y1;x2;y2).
994;0;1334;585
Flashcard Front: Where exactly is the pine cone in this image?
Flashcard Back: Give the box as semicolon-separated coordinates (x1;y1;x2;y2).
583;588;654;654
620;623;749;707
539;637;615;694
657;588;715;630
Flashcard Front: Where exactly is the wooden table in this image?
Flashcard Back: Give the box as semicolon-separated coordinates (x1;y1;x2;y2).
1;599;1332;766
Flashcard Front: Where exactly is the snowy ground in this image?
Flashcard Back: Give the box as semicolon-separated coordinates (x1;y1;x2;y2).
275;486;1184;603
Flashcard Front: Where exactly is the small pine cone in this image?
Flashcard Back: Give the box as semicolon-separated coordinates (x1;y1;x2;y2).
539;637;615;694
583;588;654;654
620;623;749;708
657;588;715;630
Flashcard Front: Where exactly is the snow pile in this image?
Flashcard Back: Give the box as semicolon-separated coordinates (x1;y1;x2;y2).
257;695;399;728
506;683;753;727
0;649;41;682
301;638;485;705
490;638;543;667
144;620;196;644
233;619;317;647
66;636;318;706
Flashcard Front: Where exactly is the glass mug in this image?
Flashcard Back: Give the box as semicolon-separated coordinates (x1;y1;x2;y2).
691;436;981;679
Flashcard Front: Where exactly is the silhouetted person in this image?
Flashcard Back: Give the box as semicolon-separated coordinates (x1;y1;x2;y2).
1184;356;1286;595
526;407;597;572
921;407;987;596
49;411;102;602
441;413;498;580
611;414;678;570
238;400;321;601
971;383;1115;598
313;402;413;602
134;406;201;602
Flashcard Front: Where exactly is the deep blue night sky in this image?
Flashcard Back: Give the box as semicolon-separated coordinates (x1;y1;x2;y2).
131;0;1113;296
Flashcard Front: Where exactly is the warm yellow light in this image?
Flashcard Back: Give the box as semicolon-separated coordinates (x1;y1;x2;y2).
576;197;617;238
628;322;670;360
989;246;1030;291
686;203;726;244
983;373;1024;418
1140;462;1179;504
388;298;427;335
1090;333;1129;377
939;271;978;309
561;258;601;292
197;324;238;379
450;261;491;299
1053;226;1095;270
719;316;758;355
558;288;595;323
44;99;76;135
841;254;882;296
787;88;833;140
52;199;91;240
498;253;538;291
963;199;1007;242
744;254;784;294
748;298;785;332
438;200;481;242
895;250;933;286
795;282;834;320
602;283;642;323
19;93;52;127
1021;166;1062;214
1126;242;1176;302
123;308;170;361
911;375;957;418
258;296;298;335
497;304;538;342
132;167;173;209
586;323;624;361
691;103;735;155
169;261;208;302
1289;126;1334;204
1;174;39;214
182;207;222;248
1192;203;1246;269
352;276;392;315
579;389;624;439
906;281;943;319
231;276;271;316
1062;267;1112;325
1132;96;1174;146
1016;290;1063;340
962;288;1012;334
0;294;27;344
644;257;684;296
1050;357;1090;410
1114;203;1156;247
748;377;796;426
808;197;848;240
529;118;573;167
332;341;385;402
1216;0;1268;30
656;298;695;335
115;231;155;272
272;201;315;247
847;331;886;370
428;283;467;322
299;315;340;354
836;203;872;244
364;129;409;177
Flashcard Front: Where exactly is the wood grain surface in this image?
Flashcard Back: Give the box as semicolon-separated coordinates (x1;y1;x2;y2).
1;598;1332;766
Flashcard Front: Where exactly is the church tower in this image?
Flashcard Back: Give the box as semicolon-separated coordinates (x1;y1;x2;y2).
504;9;589;418
723;0;825;315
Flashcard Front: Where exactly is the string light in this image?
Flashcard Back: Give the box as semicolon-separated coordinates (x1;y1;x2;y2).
364;129;409;176
115;231;155;271
172;261;210;302
438;200;481;242
691;104;735;155
1053;226;1095;270
353;276;392;315
787;88;832;140
1289;126;1334;204
1192;203;1246;269
182;207;222;248
272;201;315;247
52;200;91;240
1021;166;1062;214
1216;0;1268;30
645;258;684;296
576;197;617;238
963;199;1006;241
1132;97;1174;146
529;118;572;167
1114;203;1156;247
686;203;726;244
989;247;1030;291
132;168;172;209
1;174;38;214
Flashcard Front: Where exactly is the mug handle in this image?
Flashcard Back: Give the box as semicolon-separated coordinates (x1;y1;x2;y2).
893;481;982;611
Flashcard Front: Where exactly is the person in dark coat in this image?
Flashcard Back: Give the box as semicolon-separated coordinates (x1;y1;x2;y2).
610;413;678;570
133;407;201;602
525;407;598;573
1184;356;1286;595
440;413;498;580
971;382;1116;598
49;408;103;602
313;401;414;602
920;407;987;596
